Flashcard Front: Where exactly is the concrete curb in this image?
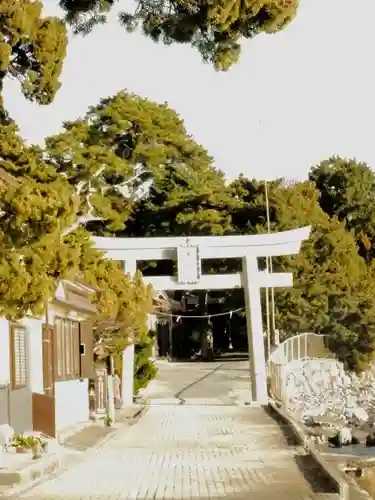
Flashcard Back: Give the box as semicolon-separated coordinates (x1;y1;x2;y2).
0;453;60;488
268;399;350;500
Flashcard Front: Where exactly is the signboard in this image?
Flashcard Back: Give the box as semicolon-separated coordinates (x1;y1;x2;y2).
177;245;201;284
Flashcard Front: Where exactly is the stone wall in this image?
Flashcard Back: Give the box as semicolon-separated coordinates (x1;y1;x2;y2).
282;359;375;423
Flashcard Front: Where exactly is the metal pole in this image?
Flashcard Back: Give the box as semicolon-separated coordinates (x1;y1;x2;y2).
269;256;276;336
264;180;275;350
168;318;173;361
264;181;271;359
264;271;271;360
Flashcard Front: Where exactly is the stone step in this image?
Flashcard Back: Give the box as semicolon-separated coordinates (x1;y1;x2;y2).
144;398;182;405
311;495;340;500
0;451;60;488
63;424;113;452
182;397;228;405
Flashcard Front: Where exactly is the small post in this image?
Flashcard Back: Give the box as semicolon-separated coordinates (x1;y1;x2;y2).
106;356;116;423
123;260;137;279
121;343;135;407
242;255;268;405
0;447;4;469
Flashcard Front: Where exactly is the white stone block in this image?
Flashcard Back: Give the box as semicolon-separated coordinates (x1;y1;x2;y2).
0;424;14;446
352;407;369;422
338;427;352;445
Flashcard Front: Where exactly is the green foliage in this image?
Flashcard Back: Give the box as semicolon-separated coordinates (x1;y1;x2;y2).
60;0;299;71
45;89;233;236
73;228;154;349
0;0;300;113
40;86;375;373
229;178;375;373
0;119;79;318
133;330;158;393
0;0;67;105
125;162;234;237
309;156;375;263
0;114;153;340
0;120;77;245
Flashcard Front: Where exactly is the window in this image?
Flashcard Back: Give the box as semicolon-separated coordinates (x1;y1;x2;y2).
10;324;27;389
54;318;80;381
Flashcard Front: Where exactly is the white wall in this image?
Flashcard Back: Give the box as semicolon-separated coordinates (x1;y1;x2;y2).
9;388;32;433
0;318;10;425
50;304;91;432
0;316;43;392
54;379;89;432
0;318;10;386
147;314;157;331
0;305;92;434
48;304;86;323
0;317;38;433
10;318;40;432
22;317;43;394
7;318;44;433
0;389;8;426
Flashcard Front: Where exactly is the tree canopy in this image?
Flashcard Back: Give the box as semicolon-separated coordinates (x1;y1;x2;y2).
2;65;375;373
56;93;374;373
60;0;299;71
124;155;234;238
45;89;234;236
71;228;153;350
0;115;77;318
0;0;300;114
227;176;375;372
309;156;375;263
0;0;67;106
0;113;153;345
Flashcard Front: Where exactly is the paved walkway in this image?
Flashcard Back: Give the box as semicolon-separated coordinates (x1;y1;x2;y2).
16;359;337;500
139;357;253;406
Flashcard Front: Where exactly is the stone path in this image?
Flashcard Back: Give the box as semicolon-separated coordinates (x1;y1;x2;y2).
63;425;113;452
14;359;338;499
138;358;253;406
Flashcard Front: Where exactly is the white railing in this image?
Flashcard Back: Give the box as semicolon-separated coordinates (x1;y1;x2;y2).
268;333;333;403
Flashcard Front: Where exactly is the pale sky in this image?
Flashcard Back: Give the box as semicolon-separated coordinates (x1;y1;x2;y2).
3;0;375;181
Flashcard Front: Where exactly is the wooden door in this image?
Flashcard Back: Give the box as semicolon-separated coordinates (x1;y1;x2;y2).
79;320;94;379
42;324;55;396
32;324;56;437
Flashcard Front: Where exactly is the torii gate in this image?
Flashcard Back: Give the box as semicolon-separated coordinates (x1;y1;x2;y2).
93;226;310;406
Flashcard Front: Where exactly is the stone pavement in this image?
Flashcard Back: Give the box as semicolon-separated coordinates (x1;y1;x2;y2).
15;407;336;499
12;359;338;500
63;425;113;452
138;357;253;406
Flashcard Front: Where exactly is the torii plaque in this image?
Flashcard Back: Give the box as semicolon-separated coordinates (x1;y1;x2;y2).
93;226;311;405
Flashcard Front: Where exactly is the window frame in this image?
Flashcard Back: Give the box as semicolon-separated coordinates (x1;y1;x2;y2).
9;324;28;390
54;316;81;382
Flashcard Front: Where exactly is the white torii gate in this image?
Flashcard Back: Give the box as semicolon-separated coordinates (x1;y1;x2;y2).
93;226;311;406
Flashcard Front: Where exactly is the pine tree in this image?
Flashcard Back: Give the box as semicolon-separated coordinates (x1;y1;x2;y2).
0;115;154;337
309;156;375;263
125;162;234;238
0;116;78;318
59;0;299;71
237;179;375;372
0;0;67;106
45;89;234;236
70;228;154;351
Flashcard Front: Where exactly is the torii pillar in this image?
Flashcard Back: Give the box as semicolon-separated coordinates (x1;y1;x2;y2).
93;226;311;406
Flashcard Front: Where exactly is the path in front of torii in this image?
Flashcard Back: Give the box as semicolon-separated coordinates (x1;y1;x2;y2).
18;357;337;500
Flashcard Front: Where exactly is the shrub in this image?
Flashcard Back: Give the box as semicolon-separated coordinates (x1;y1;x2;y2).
133;330;158;393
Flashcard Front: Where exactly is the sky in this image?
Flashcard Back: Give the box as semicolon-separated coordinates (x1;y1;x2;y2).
3;0;375;182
